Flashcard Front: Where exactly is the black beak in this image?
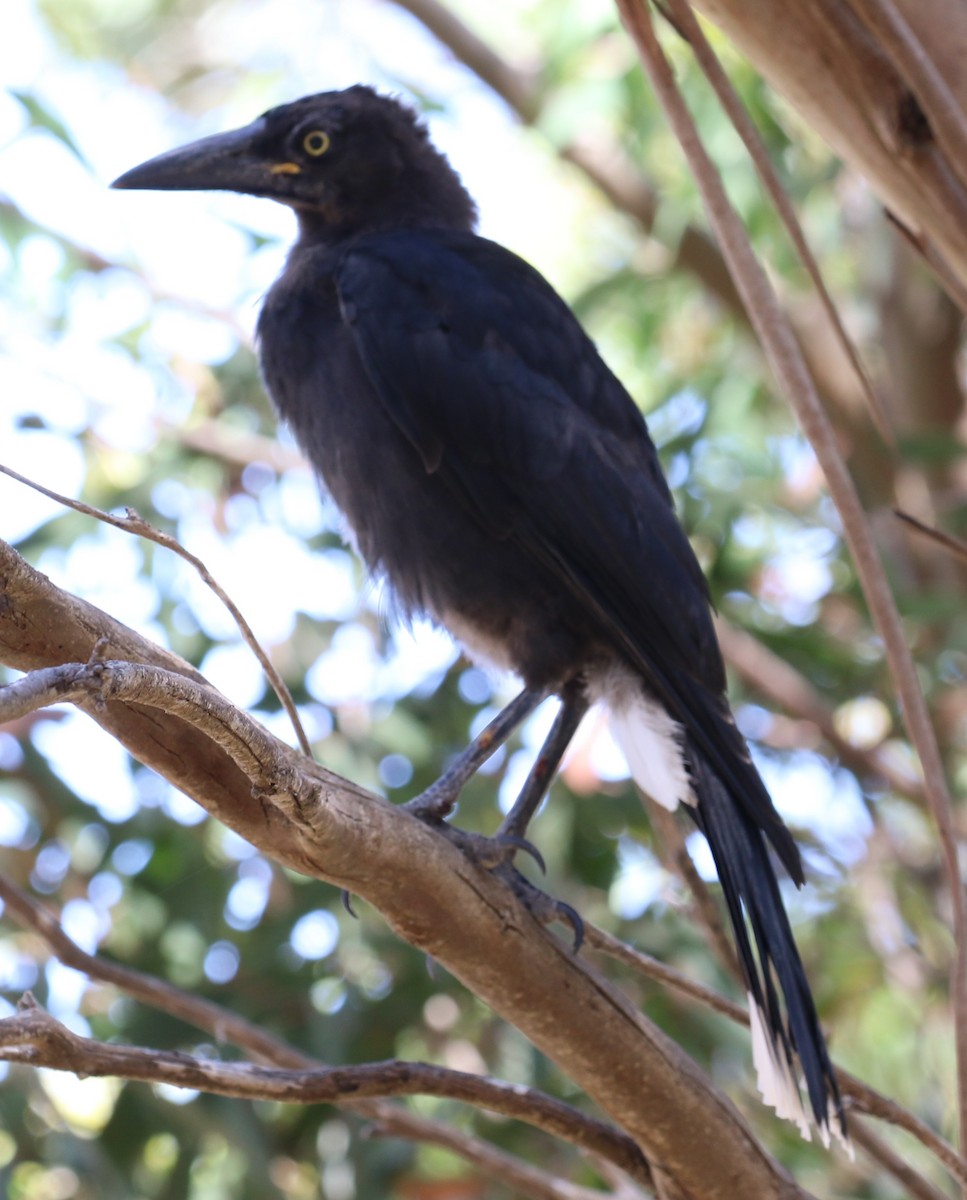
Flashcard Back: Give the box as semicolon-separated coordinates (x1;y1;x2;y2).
111;116;283;196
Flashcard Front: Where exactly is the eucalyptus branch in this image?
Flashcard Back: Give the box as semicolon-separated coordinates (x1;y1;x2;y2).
585;923;747;1024
587;913;967;1190
646;801;743;984
840;1072;967;1188
895;509;967;564
617;0;967;1152
0;872;307;1068
0;460;311;757
1;541;812;1198
886;210;967;317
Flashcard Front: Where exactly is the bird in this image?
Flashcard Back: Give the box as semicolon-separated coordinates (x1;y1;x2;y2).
113;85;847;1147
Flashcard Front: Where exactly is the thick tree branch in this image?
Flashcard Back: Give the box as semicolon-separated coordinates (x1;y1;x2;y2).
0;537;808;1200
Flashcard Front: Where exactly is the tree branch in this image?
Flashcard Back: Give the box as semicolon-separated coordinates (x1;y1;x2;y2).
0;537;808;1200
365;1108;634;1200
646;801;744;984
850;0;967;201
587;916;967;1194
663;0;891;441
1;1000;649;1155
841;1072;967;1188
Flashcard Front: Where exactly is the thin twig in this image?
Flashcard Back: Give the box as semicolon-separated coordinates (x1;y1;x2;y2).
646;801;744;984
885;208;967;318
662;0;892;442
848;1117;952;1200
618;0;967;1154
895;509;967;564
585;922;748;1024
841;1071;967;1188
0;461;312;757
0;873;307;1067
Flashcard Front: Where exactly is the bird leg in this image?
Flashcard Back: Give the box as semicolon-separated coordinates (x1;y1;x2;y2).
498;680;590;845
424;680;590;950
404;685;547;820
407;680;589;951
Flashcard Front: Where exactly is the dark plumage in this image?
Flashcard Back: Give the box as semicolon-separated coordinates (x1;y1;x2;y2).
114;85;846;1146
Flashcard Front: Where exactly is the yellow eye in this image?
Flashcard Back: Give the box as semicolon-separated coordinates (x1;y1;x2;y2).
302;130;331;157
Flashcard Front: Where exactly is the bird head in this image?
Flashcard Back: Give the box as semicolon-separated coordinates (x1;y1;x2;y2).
112;86;477;239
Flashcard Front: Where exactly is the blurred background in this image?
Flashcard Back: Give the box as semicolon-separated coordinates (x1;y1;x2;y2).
1;0;964;1196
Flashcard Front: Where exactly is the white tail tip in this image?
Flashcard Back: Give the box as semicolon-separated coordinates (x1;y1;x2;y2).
748;994;852;1155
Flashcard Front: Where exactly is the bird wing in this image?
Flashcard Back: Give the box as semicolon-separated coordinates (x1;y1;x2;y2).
335;229;800;878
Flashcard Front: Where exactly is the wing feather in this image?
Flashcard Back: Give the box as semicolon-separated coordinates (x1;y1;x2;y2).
336;229;800;877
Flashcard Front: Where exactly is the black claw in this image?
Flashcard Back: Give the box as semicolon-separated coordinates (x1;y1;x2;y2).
498;833;546;874
555;900;585;953
500;868;585;953
422;822;581;950
341;889;358;918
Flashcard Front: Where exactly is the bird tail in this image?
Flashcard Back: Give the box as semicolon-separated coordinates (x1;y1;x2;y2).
691;754;849;1150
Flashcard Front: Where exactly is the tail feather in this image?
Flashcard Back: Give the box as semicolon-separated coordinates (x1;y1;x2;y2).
691;755;849;1150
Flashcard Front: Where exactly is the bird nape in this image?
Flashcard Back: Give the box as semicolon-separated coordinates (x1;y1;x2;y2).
114;84;847;1149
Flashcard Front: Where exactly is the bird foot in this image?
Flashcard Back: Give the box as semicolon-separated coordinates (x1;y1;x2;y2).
435;826;545;874
501;866;585;952
429;824;582;950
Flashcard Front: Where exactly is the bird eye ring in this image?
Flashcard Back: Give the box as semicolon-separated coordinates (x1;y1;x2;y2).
302;130;331;157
